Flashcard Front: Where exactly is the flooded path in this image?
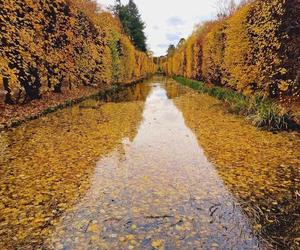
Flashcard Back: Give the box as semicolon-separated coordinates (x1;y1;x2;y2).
0;77;299;249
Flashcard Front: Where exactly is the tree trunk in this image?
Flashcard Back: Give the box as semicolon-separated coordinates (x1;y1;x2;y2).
3;77;14;104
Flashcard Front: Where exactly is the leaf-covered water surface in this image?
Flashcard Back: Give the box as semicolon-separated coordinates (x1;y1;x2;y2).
0;77;299;249
173;80;300;249
0;83;150;249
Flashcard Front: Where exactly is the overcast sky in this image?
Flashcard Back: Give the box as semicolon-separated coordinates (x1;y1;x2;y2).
97;0;221;56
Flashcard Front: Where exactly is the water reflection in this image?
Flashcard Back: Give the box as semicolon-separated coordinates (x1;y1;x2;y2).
47;82;260;249
97;80;152;103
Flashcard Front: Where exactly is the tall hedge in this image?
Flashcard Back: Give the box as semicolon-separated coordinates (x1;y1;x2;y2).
0;0;156;104
202;21;226;86
162;0;300;99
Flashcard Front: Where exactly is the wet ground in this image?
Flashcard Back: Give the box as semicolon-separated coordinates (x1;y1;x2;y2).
0;77;299;249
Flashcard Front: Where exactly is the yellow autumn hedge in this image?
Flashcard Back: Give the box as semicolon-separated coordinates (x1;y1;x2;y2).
0;0;156;104
223;3;259;95
162;0;299;99
202;21;226;86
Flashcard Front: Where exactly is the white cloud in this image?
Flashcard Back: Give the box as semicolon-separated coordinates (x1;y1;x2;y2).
97;0;220;56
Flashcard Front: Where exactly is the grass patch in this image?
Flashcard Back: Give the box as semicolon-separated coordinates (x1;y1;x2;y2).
173;76;297;131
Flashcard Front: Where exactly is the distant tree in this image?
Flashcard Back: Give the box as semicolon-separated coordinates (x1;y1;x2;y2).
167;45;176;57
215;0;237;19
177;38;186;48
147;50;154;57
237;0;254;8
111;0;147;52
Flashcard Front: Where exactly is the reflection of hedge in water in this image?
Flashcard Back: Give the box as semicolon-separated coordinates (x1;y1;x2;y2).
98;82;152;103
0;0;156;104
162;0;300;100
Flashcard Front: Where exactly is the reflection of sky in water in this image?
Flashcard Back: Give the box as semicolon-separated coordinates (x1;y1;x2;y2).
48;82;260;249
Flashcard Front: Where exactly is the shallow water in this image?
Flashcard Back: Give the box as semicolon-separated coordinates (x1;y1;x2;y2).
0;77;299;249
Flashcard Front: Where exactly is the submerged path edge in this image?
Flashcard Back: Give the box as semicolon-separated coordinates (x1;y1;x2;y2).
0;77;151;132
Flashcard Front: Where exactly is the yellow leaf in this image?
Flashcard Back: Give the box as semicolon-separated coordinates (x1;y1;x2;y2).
151;240;163;249
88;223;100;233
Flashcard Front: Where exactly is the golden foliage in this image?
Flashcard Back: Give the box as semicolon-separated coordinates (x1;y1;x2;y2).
246;0;296;97
162;0;299;99
224;3;258;94
202;21;226;85
0;0;156;104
